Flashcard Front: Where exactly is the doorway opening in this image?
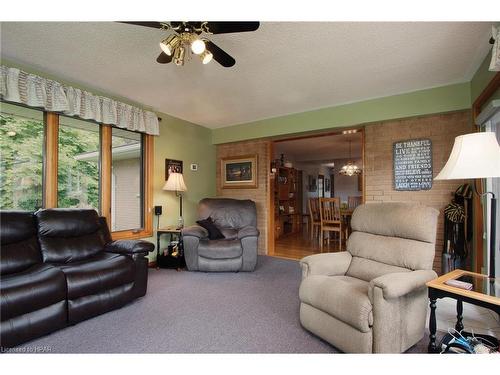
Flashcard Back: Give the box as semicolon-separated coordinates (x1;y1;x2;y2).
269;129;364;259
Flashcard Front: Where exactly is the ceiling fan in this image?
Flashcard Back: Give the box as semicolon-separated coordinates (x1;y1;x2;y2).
121;21;260;67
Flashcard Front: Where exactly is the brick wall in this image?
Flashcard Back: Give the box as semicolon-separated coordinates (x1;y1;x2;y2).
215;110;474;274
216;139;270;254
364;110;474;273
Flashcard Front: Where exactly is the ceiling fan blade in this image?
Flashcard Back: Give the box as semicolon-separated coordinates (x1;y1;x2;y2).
119;22;165;29
204;22;260;34
156;52;172;64
205;41;235;67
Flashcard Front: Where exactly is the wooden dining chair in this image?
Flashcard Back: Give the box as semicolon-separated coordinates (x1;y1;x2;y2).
345;196;362;239
319;197;342;251
348;196;362;210
308;198;321;241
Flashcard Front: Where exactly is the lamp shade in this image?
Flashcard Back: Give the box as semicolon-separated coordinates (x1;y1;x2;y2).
163;172;187;192
434;132;500;180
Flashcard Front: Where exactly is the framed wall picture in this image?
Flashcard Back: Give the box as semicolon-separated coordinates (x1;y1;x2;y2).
393;138;433;191
221;154;258;189
165;159;183;180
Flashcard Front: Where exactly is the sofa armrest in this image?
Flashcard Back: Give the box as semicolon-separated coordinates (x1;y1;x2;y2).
369;269;437;300
299;252;352;280
181;225;208;239
238;226;259;239
105;240;154;255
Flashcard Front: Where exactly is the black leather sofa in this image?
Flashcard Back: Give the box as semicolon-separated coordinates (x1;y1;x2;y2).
0;209;154;348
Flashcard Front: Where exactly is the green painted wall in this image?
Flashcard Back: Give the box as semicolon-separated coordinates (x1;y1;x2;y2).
470;50;498;106
143;112;215;260
211;83;472;144
470;50;497;103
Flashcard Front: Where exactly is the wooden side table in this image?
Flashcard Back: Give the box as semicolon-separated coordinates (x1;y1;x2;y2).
156;226;185;270
426;269;500;353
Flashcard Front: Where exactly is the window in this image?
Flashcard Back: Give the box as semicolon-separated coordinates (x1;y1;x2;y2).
111;128;143;231
0;103;44;210
0;101;153;239
58;116;100;210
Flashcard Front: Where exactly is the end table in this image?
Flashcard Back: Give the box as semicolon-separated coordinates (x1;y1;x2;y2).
156;226;185;270
426;269;500;353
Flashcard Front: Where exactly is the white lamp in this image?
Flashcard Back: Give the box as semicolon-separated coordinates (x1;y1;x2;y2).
163;173;187;228
435;132;500;277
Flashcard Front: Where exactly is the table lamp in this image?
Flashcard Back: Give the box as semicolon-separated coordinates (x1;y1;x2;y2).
435;132;500;278
163;172;187;229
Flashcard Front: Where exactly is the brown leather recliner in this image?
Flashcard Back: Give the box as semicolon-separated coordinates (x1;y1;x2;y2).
0;209;154;348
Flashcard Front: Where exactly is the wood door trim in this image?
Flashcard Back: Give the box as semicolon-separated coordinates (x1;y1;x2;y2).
269;127;366;256
273;128;362;143
267;141;275;256
471;72;500;273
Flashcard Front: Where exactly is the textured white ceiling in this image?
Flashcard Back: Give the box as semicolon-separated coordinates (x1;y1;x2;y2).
0;22;492;129
274;132;362;162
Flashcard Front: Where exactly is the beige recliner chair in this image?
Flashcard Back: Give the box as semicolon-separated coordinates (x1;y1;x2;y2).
299;202;439;353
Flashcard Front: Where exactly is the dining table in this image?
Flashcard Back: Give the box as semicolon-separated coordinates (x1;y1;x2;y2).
340;207;354;240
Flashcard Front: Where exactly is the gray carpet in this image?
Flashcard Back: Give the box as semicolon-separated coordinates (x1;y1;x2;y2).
18;256;431;353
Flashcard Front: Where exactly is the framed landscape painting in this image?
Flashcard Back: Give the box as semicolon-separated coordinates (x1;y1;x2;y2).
221;155;258;189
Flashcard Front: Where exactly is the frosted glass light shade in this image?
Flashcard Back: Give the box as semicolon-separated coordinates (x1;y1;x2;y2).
435;132;500;180
163;172;187;192
191;38;206;55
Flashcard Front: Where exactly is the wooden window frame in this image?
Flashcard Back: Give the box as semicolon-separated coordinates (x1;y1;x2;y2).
6;105;154;240
110;133;154;240
43;112;59;208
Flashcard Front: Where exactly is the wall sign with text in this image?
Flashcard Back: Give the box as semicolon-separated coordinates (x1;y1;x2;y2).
393;138;433;191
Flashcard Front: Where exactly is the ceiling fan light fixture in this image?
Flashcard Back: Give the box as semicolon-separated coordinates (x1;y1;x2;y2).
190;37;206;55
173;45;186;66
160;34;181;56
200;50;213;64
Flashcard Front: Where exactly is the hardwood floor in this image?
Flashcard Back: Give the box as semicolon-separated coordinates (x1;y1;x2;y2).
273;228;341;260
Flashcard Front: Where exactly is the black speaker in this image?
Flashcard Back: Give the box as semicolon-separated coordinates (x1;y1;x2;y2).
154;205;162;215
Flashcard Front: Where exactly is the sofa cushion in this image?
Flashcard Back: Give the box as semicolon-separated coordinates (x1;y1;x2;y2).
36;208;101;237
36;209;106;263
351;203;439;243
55;252;135;299
0;211;42;275
0;263;66;321
347;231;435;273
198;239;243;259
299;275;373;333
198;198;257;229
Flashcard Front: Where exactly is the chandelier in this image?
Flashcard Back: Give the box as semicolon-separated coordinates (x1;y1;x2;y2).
159;22;213;66
339;140;362;176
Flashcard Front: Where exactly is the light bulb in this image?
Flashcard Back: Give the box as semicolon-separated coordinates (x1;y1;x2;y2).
200;50;213;64
190;38;206;55
160;35;180;56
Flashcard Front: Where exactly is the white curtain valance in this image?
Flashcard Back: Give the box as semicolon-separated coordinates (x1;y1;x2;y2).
0;66;159;136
